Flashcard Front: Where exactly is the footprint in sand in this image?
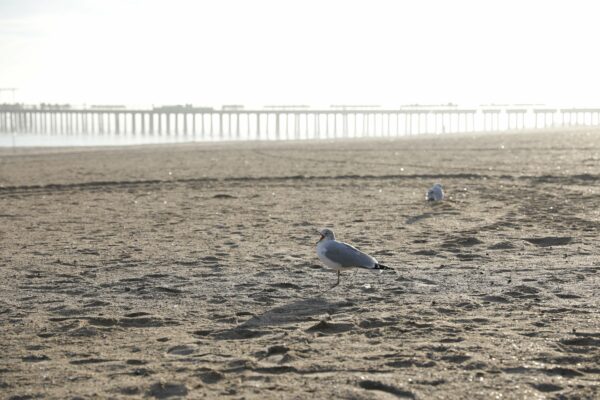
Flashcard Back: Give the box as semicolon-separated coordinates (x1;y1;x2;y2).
524;237;573;247
146;382;188;399
358;380;416;399
529;382;563;393
167;345;196;356
196;368;225;384
306;320;354;335
22;355;50;362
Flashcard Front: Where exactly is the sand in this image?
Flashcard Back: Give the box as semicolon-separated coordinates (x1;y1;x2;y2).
0;129;599;399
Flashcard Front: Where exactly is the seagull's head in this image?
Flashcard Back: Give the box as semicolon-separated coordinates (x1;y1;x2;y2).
317;228;335;243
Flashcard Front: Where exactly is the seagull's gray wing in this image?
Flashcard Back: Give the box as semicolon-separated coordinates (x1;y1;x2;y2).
324;241;376;268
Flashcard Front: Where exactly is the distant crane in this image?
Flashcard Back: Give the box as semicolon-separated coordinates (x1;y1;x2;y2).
0;88;18;102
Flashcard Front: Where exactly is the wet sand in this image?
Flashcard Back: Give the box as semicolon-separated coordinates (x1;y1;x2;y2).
1;130;599;399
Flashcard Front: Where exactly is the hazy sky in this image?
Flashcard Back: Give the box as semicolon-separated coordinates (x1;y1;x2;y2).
1;0;599;107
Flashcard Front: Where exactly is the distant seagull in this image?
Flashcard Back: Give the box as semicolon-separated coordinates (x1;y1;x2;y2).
426;183;444;202
316;228;392;288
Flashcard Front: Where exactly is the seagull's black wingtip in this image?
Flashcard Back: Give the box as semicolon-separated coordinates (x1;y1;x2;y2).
374;263;393;270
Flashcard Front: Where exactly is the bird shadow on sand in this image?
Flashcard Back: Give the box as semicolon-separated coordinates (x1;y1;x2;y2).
405;203;457;225
206;297;352;340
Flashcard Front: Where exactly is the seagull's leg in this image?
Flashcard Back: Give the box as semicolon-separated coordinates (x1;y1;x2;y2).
330;270;340;289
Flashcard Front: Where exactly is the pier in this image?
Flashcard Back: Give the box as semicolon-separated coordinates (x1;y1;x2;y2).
1;105;600;141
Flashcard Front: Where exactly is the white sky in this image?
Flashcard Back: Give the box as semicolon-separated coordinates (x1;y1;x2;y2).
1;0;599;108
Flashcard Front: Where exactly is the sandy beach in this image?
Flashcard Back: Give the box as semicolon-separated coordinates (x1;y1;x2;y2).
1;129;599;399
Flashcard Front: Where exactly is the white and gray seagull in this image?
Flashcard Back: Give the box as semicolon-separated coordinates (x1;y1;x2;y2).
426;183;444;202
316;228;393;288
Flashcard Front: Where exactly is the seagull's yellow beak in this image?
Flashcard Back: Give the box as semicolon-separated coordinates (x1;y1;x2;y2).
317;233;325;244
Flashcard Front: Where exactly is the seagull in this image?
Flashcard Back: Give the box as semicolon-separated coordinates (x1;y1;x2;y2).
316;228;393;288
426;183;444;201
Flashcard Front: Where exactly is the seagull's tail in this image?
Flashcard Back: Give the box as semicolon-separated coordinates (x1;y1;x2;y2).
373;263;393;270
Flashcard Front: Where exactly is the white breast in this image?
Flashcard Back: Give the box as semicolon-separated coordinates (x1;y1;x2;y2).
316;242;343;270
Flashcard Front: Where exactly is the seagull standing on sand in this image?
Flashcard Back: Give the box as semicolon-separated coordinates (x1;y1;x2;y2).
316;229;393;288
426;183;444;201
